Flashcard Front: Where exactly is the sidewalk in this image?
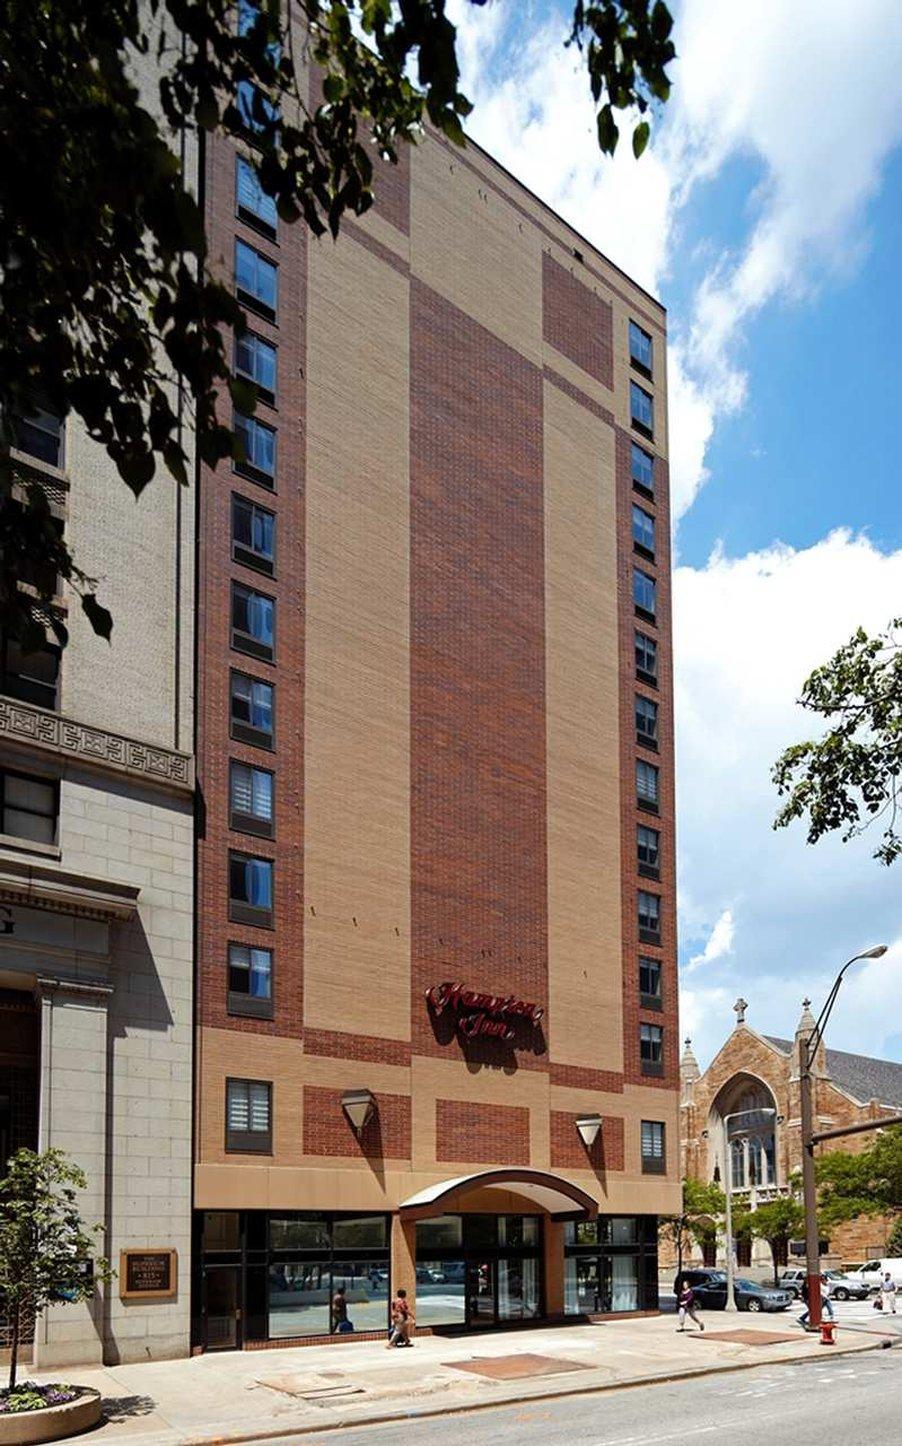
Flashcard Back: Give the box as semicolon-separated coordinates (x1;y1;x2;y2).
34;1313;896;1445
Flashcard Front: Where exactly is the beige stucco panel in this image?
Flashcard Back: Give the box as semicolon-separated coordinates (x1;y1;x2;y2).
544;384;622;1073
410;136;542;362
303;230;411;1042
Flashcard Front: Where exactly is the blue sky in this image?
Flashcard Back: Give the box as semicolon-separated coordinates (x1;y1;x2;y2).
448;0;902;1067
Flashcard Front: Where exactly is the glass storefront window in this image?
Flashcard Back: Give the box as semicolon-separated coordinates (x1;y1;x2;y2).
610;1218;638;1246
498;1257;540;1319
270;1216;330;1251
499;1215;539;1247
415;1260;465;1326
329;1261;389;1332
205;1212;240;1251
565;1256;603;1314
610;1255;639;1311
332;1216;387;1249
416;1216;463;1250
565;1220;599;1246
464;1215;497;1248
269;1260;330;1337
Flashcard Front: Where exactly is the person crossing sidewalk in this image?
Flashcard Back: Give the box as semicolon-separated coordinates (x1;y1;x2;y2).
677;1282;705;1332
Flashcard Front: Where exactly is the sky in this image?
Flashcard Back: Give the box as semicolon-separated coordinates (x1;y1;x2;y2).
445;0;902;1068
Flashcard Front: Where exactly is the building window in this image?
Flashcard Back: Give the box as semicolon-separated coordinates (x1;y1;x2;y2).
635;695;658;748
629;321;653;376
235;239;278;319
231;582;274;662
229;850;274;927
639;957;662;1009
636;825;659;877
0;635;60;711
234;412;276;484
226;1078;272;1153
636;759;659;812
631;441;654;495
230;761;274;837
630;380;654;437
236;155;277;235
640;1025;664;1078
230;670;274;749
0;770;57;846
637;889;661;944
633;567;656;619
11;404;64;469
641;1119;666;1170
632;504;655;557
232;495;275;576
228;943;273;1018
235;81;280;138
235;332;277;405
635;630;657;686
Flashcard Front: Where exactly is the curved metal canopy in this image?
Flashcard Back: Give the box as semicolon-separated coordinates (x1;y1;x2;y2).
398;1168;597;1221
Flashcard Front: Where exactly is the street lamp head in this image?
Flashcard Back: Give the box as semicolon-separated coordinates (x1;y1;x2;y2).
860;944;888;960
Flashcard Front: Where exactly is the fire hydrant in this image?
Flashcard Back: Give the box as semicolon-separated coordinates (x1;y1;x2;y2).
819;1319;836;1346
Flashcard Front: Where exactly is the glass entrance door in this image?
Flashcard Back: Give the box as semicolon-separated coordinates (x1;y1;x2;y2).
466;1260;495;1326
205;1265;242;1350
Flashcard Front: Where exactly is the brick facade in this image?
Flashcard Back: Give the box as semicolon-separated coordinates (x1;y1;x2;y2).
302;1086;412;1160
435;1100;531;1166
550;1111;625;1173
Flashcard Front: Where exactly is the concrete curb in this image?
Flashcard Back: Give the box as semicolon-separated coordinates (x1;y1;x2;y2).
172;1332;897;1445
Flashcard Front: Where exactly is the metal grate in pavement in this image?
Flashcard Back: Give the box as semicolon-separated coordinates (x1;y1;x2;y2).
444;1353;589;1379
694;1329;801;1345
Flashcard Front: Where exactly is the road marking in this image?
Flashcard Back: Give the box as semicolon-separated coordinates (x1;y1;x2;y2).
590;1427;719;1445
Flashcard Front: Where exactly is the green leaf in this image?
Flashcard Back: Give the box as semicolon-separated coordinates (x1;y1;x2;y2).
632;120;650;158
597;104;619;154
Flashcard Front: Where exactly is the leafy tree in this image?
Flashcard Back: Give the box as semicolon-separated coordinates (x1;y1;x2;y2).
0;1149;112;1388
0;0;674;652
816;1129;902;1230
886;1214;902;1255
773;618;902;865
662;1177;725;1288
746;1196;805;1286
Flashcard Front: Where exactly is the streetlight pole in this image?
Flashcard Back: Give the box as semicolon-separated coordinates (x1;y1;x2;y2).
799;944;888;1331
722;1107;776;1313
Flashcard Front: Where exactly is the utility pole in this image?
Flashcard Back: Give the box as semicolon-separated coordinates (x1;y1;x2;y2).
799;1030;822;1330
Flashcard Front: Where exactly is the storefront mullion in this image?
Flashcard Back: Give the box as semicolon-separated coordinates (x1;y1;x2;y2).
563;1216;659;1316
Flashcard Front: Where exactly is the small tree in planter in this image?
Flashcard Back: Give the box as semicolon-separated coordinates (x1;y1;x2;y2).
0;1149;112;1388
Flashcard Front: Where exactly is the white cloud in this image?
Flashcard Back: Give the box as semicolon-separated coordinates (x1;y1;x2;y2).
674;531;902;1067
687;908;734;974
447;0;902;518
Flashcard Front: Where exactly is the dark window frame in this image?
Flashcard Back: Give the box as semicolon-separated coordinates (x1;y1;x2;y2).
232;494;276;577
635;630;658;688
640;1024;664;1079
631;441;655;498
637;889;661;945
636;824;660;879
12;405;65;471
228;940;274;1019
636;759;659;814
229;759;275;839
229;670;275;750
639;956;662;1010
234;330;277;407
641;1119;666;1171
633;566;656;621
0;767;59;847
236;154;278;238
630;380;654;439
228;849;275;928
632;502;655;559
231;581;275;662
629;320;653;378
234;411;277;488
635;694;658;750
225;1077;273;1153
0;633;61;712
235;238;278;321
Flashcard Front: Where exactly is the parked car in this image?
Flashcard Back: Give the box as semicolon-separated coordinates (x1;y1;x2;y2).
823;1270;870;1301
778;1268;807;1300
674;1269;791;1312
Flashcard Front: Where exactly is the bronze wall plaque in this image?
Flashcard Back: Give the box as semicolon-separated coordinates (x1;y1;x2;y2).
119;1248;177;1300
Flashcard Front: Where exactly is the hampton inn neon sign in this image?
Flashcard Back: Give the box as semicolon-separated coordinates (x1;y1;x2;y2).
425;981;545;1044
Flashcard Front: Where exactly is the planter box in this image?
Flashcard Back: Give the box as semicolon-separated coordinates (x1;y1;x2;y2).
0;1389;101;1444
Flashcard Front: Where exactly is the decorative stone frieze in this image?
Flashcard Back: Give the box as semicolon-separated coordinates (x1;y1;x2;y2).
0;697;192;793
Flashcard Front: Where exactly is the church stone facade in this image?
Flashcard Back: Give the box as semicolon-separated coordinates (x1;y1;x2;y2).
670;1000;902;1272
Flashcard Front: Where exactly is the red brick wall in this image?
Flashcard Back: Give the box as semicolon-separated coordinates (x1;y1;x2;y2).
542;253;613;388
195;128;306;1041
409;280;549;1073
303;1086;412;1159
550;1111;624;1172
304;1029;412;1067
616;430;678;1090
435;1100;530;1165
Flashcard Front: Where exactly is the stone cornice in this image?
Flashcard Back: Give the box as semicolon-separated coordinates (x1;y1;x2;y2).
0;858;139;922
0;696;193;795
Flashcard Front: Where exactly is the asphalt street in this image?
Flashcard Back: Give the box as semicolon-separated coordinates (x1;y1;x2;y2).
288;1346;902;1446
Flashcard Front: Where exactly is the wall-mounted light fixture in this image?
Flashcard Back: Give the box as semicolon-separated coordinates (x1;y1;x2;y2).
341;1088;375;1135
575;1114;603;1149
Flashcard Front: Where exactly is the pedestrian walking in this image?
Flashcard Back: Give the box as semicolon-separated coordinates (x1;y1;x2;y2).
799;1275;834;1328
331;1285;353;1333
881;1271;897;1314
386;1287;414;1347
677;1282;704;1332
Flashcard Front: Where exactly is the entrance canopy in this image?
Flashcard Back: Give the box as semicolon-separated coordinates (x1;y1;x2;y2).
399;1168;597;1222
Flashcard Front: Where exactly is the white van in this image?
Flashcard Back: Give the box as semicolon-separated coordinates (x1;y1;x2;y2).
844;1258;902;1291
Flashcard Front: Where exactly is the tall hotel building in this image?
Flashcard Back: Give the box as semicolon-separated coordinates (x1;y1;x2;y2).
192;75;679;1346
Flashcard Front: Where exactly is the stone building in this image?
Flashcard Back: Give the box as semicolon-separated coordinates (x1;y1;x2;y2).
673;999;902;1272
